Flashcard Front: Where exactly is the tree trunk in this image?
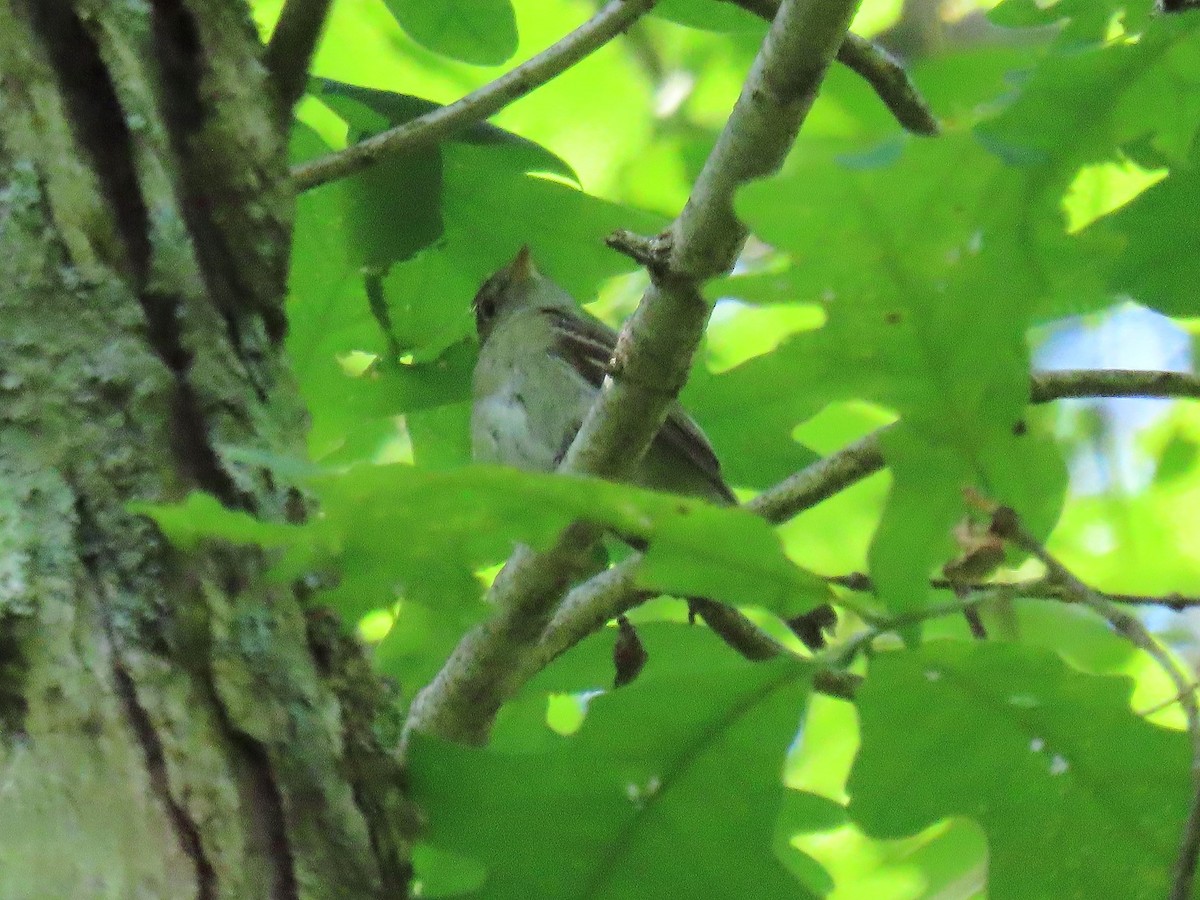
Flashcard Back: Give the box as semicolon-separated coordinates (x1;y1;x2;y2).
0;1;410;896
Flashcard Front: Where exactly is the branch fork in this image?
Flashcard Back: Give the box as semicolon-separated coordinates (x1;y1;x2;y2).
402;0;863;751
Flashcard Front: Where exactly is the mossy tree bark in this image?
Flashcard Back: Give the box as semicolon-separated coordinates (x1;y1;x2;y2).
0;1;410;897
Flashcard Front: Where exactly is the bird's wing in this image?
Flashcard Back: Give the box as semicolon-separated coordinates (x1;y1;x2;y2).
657;407;736;503
543;308;735;504
543;307;613;388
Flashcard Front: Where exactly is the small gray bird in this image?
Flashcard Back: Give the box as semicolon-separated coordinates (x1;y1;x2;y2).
470;247;834;648
471;246;734;503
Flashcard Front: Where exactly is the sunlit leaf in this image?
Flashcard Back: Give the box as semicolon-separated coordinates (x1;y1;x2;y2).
410;639;823;898
848;642;1192;900
382;0;519;65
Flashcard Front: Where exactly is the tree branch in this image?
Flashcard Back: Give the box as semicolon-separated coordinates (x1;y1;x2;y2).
536;366;1200;681
1031;368;1200;403
291;0;660;193
747;431;885;524
837;34;939;135
719;0;939;135
989;507;1200;900
687;597;788;660
752;368;1200;526
564;0;861;476
829;572;1200;610
264;0;334;116
829;589;997;665
401;0;861;751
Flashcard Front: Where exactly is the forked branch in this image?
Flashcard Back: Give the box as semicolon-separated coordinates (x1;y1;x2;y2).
402;0;863;752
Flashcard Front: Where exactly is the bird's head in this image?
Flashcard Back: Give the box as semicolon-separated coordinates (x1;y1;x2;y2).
473;246;571;343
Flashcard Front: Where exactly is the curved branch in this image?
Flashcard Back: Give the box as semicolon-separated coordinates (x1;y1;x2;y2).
536;367;1200;678
720;0;939;135
688;597;788;660
830;572;1200;610
291;0;660;192
836;34;939;135
747;431;885;524
755;368;1200;526
564;0;860;476
402;0;860;751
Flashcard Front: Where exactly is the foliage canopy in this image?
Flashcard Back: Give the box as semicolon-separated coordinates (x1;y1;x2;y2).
148;0;1200;895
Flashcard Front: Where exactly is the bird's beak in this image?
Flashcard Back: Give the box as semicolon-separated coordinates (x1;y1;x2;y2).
508;245;538;284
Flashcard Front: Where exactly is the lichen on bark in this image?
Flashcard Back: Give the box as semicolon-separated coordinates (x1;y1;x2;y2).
0;0;413;896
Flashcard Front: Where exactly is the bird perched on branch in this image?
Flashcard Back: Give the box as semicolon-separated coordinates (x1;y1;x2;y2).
470;246;835;650
471;246;735;503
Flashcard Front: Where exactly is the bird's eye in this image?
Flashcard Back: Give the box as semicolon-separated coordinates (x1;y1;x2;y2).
479;297;496;320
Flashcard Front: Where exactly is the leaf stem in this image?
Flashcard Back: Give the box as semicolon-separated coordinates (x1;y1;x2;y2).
830;572;1200;610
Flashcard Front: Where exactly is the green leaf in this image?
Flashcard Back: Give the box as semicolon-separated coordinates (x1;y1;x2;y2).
636;499;832;615
1100;167;1200;317
312;79;578;182
309;84;447;271
847;641;1192;899
978;10;1200;170
140;467;827;682
409;643;822;898
732;135;1070;616
382;0;518;66
438;144;666;302
683;355;823;491
343;147;443;270
287;123;652;466
130;492;303;552
1156;430;1200;485
869;421;1067;618
370;566;484;689
987;0;1119;31
308;463;829;618
651;0;765;32
732;135;1045;432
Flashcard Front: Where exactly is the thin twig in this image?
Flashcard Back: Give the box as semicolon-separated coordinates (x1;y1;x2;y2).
264;0;334;116
291;0;660;192
751;368;1200;527
829;572;1200;610
1140;684;1200;719
688;597;788;660
747;431;885;524
540;584;862;701
402;0;860;752
814;666;861;700
1031;368;1200;403
719;0;939;135
605;228;673;271
990;507;1200;900
826;590;998;667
